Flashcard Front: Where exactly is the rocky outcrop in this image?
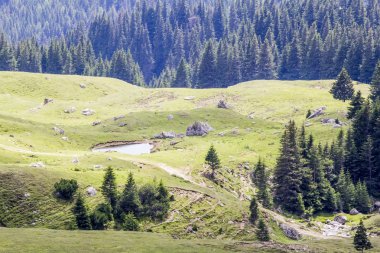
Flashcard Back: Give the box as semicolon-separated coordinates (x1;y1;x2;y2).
86;186;97;197
64;107;76;114
113;115;125;121
280;224;302;240
308;106;327;119
119;123;128;127
350;208;360;215
334;215;348;225
82;108;95;116
53;126;65;135
186;122;213;136
92;121;101;126
217;100;230;109
30;162;45;168
167;114;174;120
154;132;177;139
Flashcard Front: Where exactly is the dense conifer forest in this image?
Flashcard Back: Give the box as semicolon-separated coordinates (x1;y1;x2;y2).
1;0;380;87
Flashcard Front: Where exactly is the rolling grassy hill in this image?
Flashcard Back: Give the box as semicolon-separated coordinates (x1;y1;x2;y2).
0;72;378;252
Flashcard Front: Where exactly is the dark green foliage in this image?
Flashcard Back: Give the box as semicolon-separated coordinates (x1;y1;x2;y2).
122;213;139;231
353;220;372;252
249;196;259;224
54;179;78;200
348;91;365;120
90;203;113;230
325;185;338;212
330;68;354;102
253;159;273;209
138;181;170;221
205;145;221;179
173;58;191;88
256;219;270;241
306;110;311;119
101;167;118;212
273;121;303;213
371;61;380;101
198;41;217;88
72;194;91;230
355;182;372;214
119;172;141;216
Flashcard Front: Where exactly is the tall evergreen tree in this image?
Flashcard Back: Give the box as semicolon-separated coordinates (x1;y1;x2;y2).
256;219;270;241
73;194;92;230
173;58;191;88
101;167;118;212
249;196;259;224
330;68;355;102
198;41;217;88
205;145;221;179
370;61;380;101
119;172;141;216
253;159;273;209
348;91;365;119
353;220;373;253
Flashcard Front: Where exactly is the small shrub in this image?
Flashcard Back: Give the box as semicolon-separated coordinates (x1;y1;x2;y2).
54;179;78;200
123;213;139;231
91;203;113;230
306;109;312;118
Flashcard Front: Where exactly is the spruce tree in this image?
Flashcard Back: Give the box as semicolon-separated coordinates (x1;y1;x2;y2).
330;68;355;102
173;58;191;88
370;61;380;101
354;220;372;253
119;172;141;216
256;219;270;241
347;91;365;119
205;145;221;179
73;194;92;230
253;159;273;209
198;41;217;88
249;196;259;224
325;185;338;212
101;167;118;212
355;182;372;214
257;39;276;79
273;121;303;213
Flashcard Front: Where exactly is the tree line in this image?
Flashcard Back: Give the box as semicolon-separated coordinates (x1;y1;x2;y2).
1;0;380;87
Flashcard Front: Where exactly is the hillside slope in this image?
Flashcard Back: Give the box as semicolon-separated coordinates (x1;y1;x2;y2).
0;72;378;252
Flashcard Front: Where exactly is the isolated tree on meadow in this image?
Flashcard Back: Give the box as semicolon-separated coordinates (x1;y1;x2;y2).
205;145;221;179
330;68;355;102
354;220;372;253
73;194;92;230
101;167;118;212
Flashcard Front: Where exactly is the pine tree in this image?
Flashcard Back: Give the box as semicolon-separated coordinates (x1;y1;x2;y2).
355;182;372;214
325;185;338;212
354;220;372;253
273;121;303;213
101;167;118;212
122;213;140;231
256;219;270;241
257;39;276;79
330;68;355;102
249;196;259;224
73;194;92;230
119;172;141;216
348;91;365;119
370;61;380;101
205;145;221;179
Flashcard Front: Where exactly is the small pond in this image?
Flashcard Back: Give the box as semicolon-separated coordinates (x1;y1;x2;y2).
93;143;153;155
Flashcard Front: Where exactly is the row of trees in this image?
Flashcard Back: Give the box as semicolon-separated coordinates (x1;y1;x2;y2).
1;0;380;87
72;167;171;230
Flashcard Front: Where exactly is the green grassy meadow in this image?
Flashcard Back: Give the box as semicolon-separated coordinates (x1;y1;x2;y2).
0;72;378;252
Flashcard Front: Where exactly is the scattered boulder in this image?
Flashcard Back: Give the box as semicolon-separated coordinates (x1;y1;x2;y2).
184;96;195;100
82;109;95;116
79;83;86;89
62;137;69;141
86;186;97;197
333;124;342;128
24;192;31;198
94;165;103;169
119;123;128;127
72;157;79;164
92;121;101;126
64;107;76;114
186;226;195;233
308;106;327;119
305;122;312;127
217;100;230;109
30;162;45;168
350;208;360;215
280;224;302;240
321;118;336;124
167;114;174;120
43;98;54;105
374;201;380;209
186;121;213;136
154;132;177;139
114;115;125;121
52;127;65;135
334;215;348;225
